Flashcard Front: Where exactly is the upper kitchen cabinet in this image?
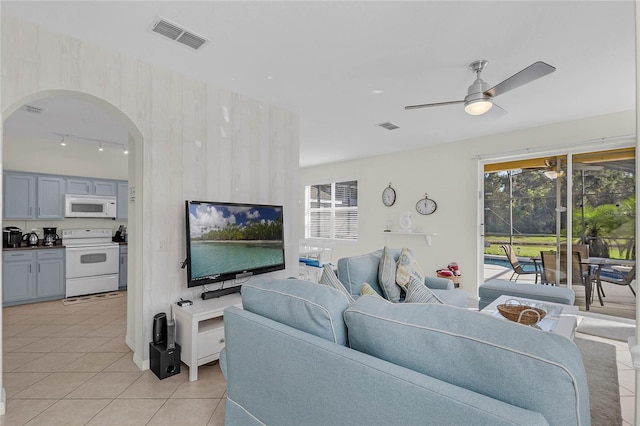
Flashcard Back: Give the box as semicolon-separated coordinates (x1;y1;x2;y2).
37;176;65;219
3;173;36;219
3;172;65;220
66;178;117;196
117;181;128;220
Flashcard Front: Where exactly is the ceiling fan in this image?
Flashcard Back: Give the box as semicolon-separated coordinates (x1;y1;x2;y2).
405;60;556;115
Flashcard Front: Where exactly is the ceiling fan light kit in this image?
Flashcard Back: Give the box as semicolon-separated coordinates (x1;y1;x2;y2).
544;170;565;180
464;99;493;115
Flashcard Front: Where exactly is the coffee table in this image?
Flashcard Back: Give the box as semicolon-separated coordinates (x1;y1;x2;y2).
481;295;579;340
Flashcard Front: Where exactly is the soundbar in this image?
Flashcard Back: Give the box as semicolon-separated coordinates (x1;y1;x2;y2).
201;286;241;300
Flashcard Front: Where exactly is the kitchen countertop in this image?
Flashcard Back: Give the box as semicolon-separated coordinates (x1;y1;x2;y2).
3;244;66;251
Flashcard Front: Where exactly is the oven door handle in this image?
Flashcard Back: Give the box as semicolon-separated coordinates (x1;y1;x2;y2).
65;246;118;252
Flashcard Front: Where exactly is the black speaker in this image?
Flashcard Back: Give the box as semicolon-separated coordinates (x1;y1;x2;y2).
166;320;175;350
153;312;167;345
149;342;181;380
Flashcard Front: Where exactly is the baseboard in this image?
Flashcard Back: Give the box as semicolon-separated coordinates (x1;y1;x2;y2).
132;349;149;371
125;334;135;352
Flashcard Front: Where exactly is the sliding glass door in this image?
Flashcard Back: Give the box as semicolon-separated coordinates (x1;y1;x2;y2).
483;148;635;314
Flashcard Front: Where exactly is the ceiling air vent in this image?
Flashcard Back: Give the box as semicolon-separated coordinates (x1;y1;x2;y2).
378;121;400;131
23;105;43;114
150;17;208;51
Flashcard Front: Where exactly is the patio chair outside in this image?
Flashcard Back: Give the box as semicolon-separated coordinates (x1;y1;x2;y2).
541;250;594;309
600;264;636;297
501;244;539;283
540;250;589;286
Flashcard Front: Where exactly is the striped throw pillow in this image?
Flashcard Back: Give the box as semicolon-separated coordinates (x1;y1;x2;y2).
319;264;355;304
405;277;444;304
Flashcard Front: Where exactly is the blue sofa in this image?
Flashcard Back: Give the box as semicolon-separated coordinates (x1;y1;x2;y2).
336;248;468;307
221;278;590;425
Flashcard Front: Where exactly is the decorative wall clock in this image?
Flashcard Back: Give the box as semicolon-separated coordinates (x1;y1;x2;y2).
415;193;437;215
382;184;396;207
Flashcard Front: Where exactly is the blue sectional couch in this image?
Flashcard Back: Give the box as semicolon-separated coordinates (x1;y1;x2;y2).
221;278;590;425
336;248;468;307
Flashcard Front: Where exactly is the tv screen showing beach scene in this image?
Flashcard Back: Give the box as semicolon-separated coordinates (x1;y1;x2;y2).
185;200;285;287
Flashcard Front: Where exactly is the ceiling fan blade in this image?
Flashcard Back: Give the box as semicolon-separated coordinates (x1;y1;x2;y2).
404;100;464;110
484;61;556;98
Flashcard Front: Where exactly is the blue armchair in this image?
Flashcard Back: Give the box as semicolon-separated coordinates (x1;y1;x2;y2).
336;249;467;307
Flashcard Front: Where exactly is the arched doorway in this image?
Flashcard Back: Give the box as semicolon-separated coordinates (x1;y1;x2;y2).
1;90;145;396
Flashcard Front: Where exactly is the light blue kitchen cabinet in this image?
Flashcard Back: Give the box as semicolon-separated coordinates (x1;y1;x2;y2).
3;173;36;219
119;245;128;290
3;251;36;303
3;173;65;220
66;178;92;194
3;249;65;306
117;181;128;220
35;250;65;298
66;178;117;196
94;180;117;196
37;176;65;219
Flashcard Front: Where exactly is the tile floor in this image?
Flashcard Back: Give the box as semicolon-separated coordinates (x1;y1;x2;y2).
1;291;636;425
1;294;226;425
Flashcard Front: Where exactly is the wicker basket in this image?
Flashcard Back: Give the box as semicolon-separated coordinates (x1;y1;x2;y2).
497;303;546;325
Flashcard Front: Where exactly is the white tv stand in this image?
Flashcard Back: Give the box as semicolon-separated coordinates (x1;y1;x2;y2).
172;292;242;381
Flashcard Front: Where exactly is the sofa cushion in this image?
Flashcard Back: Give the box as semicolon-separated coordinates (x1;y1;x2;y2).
337;249;385;297
405;277;443;304
344;296;590;426
242;278;349;345
396;248;424;289
378;246;401;302
319;264;355;304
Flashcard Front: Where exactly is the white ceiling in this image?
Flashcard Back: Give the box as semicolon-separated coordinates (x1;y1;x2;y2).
1;1;636;167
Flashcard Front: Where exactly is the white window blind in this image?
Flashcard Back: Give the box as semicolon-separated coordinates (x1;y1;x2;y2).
306;180;358;240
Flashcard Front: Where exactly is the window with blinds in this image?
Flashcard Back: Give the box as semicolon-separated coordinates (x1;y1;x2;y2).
305;180;358;240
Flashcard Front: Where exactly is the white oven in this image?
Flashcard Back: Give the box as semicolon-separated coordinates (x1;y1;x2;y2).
62;228;120;297
65;194;117;218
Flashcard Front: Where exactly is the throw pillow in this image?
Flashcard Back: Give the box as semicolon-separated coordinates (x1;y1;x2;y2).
319;264;355;304
360;282;385;300
378;246;401;302
396;248;425;290
405;277;444;304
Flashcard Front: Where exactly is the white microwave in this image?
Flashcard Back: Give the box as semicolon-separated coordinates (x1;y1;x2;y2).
65;194;117;218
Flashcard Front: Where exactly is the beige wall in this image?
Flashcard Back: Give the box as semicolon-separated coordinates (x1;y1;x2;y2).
301;110;635;297
1;14;300;386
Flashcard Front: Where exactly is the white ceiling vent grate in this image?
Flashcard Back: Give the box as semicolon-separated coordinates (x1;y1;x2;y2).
150;17;208;51
378;122;400;131
23;105;43;114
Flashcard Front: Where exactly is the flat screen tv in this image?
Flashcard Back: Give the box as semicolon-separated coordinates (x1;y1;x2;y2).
185;200;285;291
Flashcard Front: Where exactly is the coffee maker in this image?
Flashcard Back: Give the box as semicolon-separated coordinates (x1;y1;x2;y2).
3;226;23;248
43;227;59;246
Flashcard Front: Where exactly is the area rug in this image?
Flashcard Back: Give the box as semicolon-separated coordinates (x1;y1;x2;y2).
61;291;124;305
575;337;622;426
577;316;635;342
